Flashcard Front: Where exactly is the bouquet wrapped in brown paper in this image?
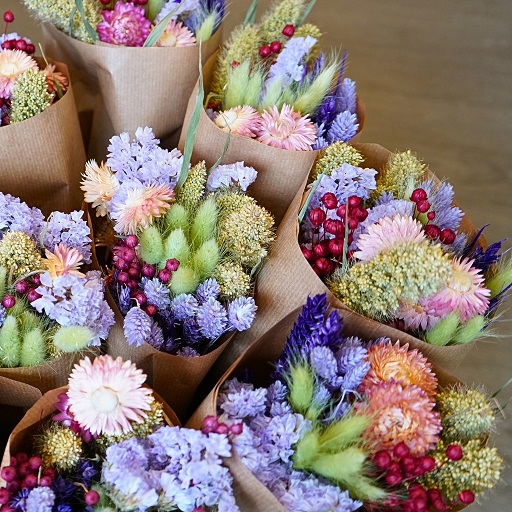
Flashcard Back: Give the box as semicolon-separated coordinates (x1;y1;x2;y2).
19;0;225;160
178;0;365;224
0;48;85;215
218;142;512;374
83;127;275;420
0;194;114;409
188;295;504;512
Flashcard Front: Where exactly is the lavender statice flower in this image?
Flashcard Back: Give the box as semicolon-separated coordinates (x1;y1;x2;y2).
227;296;257;331
310;346;340;387
147;321;165;350
26;487;55;512
265;36;317;89
43;210;92;263
0;192;45;240
327;111;359;143
177;346;200;357
170;293;198;321
419;179;464;232
206;162;258;192
123;306;153;347
336;337;369;392
156;0;201;22
196;278;221;303
142;277;171;309
106;127;183;188
32;272;114;346
219;383;267;420
196;297;228;339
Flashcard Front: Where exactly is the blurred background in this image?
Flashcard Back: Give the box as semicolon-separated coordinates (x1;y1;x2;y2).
5;0;512;508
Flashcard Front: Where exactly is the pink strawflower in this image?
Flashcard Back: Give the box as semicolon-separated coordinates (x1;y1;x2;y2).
256;104;317;150
363;381;441;457
396;298;442;331
43;243;85;278
422;257;491;322
362;340;438;398
0;49;38;99
67;355;153;436
214;105;262;138
43;63;69;97
114;183;175;235
157;19;196;47
97;1;151;47
354;214;426;262
81;160;119;217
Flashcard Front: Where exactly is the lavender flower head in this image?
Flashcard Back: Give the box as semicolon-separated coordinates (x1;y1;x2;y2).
196;297;228;340
0;192;45;240
25;487;55;512
227;296;257;331
206;162;258;192
142;277;172;309
123;306;153;347
327;111;359;143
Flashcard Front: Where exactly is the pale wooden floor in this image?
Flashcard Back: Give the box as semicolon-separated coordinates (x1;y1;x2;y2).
11;0;512;509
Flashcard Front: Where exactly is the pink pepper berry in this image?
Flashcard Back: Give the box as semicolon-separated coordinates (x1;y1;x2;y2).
141;263;156;278
427;211;436;221
259;45;272;58
165;258;180;272
424;224;441;240
0;488;10;505
446;444;463;461
158;269;171;283
410;188;428;203
416;199;431;213
439;228;456;245
321;192;338;209
3;11;14;23
1;295;15;309
14;280;28;294
31;275;41;286
458;490;475;504
39;476;53;487
229;423;243;436
0;466;17;483
26;43;35;54
28;456;42;471
85;490;100;506
215;423;229;435
134;292;147;306
270;40;282;53
21;474;38;490
15;39;27;52
309;207;326;227
282;24;295;37
393;442;410;458
145;304;157;316
385;470;402;486
373;450;392;470
202;416;219;434
300;245;314;261
124;234;139;248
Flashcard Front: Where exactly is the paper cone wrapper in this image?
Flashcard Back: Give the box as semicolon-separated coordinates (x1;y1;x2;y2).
0;385;179;484
42;23;222;161
188;306;465;512
0;59;85;216
178;54;366;225
210;143;480;376
105;290;233;421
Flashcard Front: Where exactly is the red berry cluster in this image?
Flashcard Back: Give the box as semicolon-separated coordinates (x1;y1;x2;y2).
2;11;35;54
258;24;295;59
110;236;179;316
301;193;368;277
0;452;100;510
1;275;42;311
410;188;456;245
201;416;243;438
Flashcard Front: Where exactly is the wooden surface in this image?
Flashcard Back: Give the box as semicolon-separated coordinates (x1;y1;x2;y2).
7;1;512;509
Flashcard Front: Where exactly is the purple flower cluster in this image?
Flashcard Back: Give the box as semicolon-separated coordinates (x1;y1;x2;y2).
206;162;258;192
0;192;44;240
183;0;226;36
32;271;115;346
102;425;239;512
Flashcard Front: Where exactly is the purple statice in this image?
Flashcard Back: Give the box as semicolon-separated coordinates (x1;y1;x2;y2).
177;346;200;357
470;240;504;272
26;487;55;512
142;277;171;309
227;296;257;331
170;293;198;321
156;0;201;22
117;284;132;315
310;346;340;388
147;321;165;350
196;297;228;340
272;471;362;512
182;0;226;36
43;210;92;263
183;316;202;345
336;78;357;115
316;95;337;131
0;192;45;240
265;36;317;90
123;306;153;347
32;272;114;346
219;381;267;420
196;278;221;303
206;162;258;192
326;111;359;143
106;127;183;188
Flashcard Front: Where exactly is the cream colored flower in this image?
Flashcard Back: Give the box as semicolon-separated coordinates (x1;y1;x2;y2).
81;160;119;217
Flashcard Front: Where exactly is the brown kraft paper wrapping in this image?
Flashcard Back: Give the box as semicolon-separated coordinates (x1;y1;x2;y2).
187;307;464;512
178;54;366;225
0;386;180;485
212;143;479;376
105;289;233;422
0;59;85;216
41;22;222;161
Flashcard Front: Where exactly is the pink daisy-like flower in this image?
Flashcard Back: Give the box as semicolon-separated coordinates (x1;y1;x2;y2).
0;49;38;99
363;381;441;456
422;257;491;322
67;355;153;436
256;104;317;151
81;160;119;217
214;105;262;138
115;183;175;235
362;340;438;398
396;298;442;331
157;19;196;47
354;214;426;262
43;243;85;278
97;1;151;47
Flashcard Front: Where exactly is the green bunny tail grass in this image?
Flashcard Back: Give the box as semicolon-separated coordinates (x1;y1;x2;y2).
169;265;200;295
0;266;6;297
319;413;371;453
486;256;512;298
53;325;94;352
191;197;218;247
139;225;165;265
292;429;320;470
163;229;191;268
0;315;21;367
424;313;460;346
287;363;315;415
164;203;189;234
452;315;486;345
224;61;255;109
20;327;47;366
192;239;220;280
